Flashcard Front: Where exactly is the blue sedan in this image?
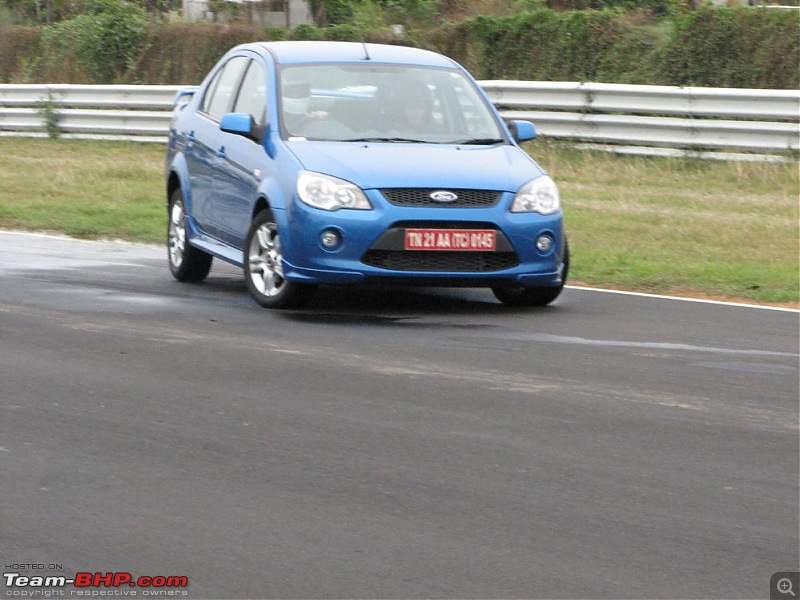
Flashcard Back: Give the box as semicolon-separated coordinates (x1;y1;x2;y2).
165;41;568;308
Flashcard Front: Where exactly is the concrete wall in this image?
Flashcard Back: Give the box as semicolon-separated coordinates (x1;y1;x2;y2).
182;0;311;26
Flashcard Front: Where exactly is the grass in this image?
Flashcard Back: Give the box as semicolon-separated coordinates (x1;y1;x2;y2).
528;140;799;306
0;137;797;307
0;138;165;242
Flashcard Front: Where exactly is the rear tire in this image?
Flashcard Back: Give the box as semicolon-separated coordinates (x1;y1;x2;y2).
167;189;212;282
493;238;569;307
244;210;315;309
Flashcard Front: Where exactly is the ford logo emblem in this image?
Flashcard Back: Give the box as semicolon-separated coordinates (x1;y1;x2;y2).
430;190;458;203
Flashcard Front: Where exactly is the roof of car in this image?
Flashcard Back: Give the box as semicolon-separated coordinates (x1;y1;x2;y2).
247;41;458;68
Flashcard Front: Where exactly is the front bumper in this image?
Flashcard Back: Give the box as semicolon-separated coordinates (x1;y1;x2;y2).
277;190;566;288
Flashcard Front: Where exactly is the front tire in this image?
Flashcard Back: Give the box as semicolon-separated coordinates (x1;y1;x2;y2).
244;210;315;309
167;189;212;282
493;238;570;307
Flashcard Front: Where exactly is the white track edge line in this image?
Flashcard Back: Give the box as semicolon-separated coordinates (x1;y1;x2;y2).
566;285;799;313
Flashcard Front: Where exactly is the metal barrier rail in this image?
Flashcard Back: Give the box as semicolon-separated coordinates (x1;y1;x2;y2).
479;81;799;156
0;84;181;143
0;82;798;157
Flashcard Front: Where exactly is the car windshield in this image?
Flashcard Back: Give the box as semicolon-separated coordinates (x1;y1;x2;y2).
279;63;506;144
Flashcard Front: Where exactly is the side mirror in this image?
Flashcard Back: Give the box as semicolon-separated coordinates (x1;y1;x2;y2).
507;119;537;143
220;113;262;142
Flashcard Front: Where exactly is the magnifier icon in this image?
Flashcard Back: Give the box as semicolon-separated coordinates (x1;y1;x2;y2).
777;578;796;597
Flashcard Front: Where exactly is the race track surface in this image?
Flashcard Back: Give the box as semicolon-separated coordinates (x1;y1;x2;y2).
1;231;798;599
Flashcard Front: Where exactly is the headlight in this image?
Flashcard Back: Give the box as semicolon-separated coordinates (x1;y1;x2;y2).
296;171;372;211
511;175;560;215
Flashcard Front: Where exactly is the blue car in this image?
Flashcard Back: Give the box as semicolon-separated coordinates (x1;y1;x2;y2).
165;41;568;308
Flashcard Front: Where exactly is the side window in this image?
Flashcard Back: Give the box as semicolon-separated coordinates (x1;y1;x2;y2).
201;69;223;115
233;61;267;126
201;56;249;121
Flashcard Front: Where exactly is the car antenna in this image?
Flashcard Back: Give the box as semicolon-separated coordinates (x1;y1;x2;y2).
357;24;371;60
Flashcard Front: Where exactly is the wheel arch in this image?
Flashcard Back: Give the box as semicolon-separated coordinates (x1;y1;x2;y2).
166;152;192;212
252;196;271;221
167;172;182;208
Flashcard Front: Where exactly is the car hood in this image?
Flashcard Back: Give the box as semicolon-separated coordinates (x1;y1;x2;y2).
284;141;544;191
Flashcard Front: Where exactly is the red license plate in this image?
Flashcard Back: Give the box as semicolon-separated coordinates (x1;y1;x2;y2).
404;229;496;251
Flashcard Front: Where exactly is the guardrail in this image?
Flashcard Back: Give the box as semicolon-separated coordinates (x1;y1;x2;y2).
481;81;799;159
0;84;182;143
0;82;798;159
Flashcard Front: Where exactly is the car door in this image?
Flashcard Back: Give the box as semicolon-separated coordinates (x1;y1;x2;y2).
213;57;269;249
185;55;249;241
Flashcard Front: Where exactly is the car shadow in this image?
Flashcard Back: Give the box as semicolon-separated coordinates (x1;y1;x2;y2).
202;265;564;320
290;284;564;324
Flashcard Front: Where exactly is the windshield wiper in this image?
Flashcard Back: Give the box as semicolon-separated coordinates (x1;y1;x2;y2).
448;138;505;145
343;137;429;143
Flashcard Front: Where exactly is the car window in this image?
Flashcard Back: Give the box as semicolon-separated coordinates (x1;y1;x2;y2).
200;68;223;116
202;56;250;122
278;64;505;143
233;60;267;126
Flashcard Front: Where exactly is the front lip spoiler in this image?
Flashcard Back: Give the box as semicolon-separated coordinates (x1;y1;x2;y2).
282;259;564;288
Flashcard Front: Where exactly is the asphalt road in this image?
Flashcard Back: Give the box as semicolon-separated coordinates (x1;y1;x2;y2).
1;230;798;600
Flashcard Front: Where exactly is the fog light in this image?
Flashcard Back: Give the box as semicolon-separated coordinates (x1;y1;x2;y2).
320;229;340;249
536;235;553;253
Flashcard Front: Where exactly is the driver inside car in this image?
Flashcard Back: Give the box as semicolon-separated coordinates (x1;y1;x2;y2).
281;75;327;136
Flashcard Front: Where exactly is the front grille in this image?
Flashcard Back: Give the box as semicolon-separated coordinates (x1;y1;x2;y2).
362;250;518;272
381;188;502;208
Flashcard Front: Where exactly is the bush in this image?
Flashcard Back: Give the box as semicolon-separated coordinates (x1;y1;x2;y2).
547;0;677;16
659;7;800;89
595;16;669;83
309;0;354;24
310;0;443;26
0;25;41;82
132;22;395;84
40;0;150;83
424;10;629;81
133;23;266;84
420;7;799;88
1;6;797;88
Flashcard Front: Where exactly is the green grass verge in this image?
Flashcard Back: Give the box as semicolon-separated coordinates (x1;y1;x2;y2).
0;138;165;241
1;137;797;306
527;140;799;305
